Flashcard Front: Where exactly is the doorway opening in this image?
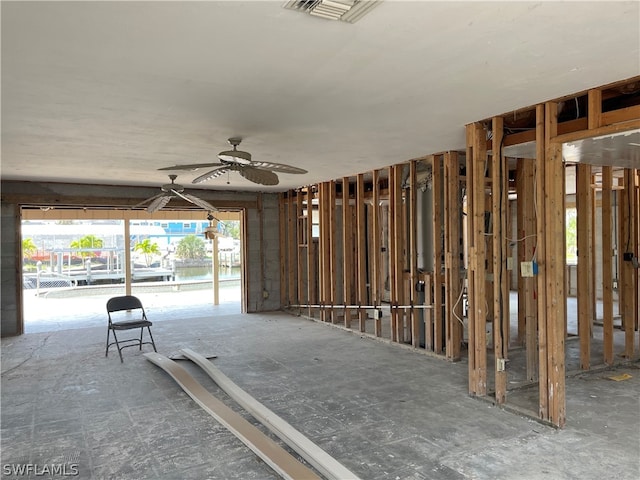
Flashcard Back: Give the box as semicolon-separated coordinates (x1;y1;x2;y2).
21;209;244;333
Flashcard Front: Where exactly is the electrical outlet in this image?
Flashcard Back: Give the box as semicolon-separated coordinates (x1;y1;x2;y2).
521;261;534;278
613;279;618;290
507;257;514;271
496;358;506;372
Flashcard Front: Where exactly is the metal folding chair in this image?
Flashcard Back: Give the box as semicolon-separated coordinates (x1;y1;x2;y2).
106;295;157;362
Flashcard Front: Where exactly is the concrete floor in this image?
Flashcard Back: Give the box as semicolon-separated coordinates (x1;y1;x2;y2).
2;294;640;479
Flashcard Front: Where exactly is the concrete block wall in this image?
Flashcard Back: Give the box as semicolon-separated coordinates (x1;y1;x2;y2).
245;193;281;312
1;202;21;336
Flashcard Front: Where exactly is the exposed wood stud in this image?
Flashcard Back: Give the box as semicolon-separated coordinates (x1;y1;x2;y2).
492;116;507;404
372;170;382;337
342;177;353;328
432;156;444;354
466;123;488;396
296;191;305;306
388;166;398;342
356;174;368;331
279;194;287;308
621;169;637;358
601;166;614;365
409;160;419;348
540;101;566;427
576;163;593;369
444;152;463;360
329;181;337;324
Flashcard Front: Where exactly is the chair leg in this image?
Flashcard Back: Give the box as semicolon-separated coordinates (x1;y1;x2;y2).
147;327;157;352
138;327;144;351
105;327;111;357
111;330;124;363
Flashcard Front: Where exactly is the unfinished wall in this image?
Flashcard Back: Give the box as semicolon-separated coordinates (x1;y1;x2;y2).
1;202;22;336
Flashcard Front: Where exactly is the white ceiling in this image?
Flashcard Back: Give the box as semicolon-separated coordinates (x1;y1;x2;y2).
2;1;639;192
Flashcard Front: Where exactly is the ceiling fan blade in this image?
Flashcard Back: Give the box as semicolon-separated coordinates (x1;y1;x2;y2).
158;163;224;172
239;166;279;186
174;191;218;212
132;192;164;209
147;194;172;213
192;166;230;184
249;161;308;174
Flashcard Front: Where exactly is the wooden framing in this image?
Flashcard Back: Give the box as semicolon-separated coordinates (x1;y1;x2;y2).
356;174;368;331
388;166;399;342
576;163;593;369
279;194;287;307
516;159;538;381
296;191;305;306
274;76;639;430
491;116;508;404
409;161;419;347
466;123;488;396
307;187;316;316
287;191;297;307
444;152;463;360
601;166;614;365
538;101;566;427
342;177;353;328
620;169;637;358
371;170;382;337
431;156;444;354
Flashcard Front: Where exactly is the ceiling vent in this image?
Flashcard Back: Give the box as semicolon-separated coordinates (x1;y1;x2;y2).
283;0;381;23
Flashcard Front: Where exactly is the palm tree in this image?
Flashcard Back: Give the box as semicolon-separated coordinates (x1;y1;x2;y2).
176;235;206;260
134;239;161;267
70;235;103;258
22;238;37;260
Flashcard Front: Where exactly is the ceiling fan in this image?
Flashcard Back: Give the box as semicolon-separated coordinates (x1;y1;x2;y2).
158;137;308;186
133;175;218;213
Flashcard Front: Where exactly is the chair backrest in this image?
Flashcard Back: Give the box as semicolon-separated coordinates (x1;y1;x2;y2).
107;295;144;314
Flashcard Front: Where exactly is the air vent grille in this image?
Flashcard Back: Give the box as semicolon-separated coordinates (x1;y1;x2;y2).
283;0;381;23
